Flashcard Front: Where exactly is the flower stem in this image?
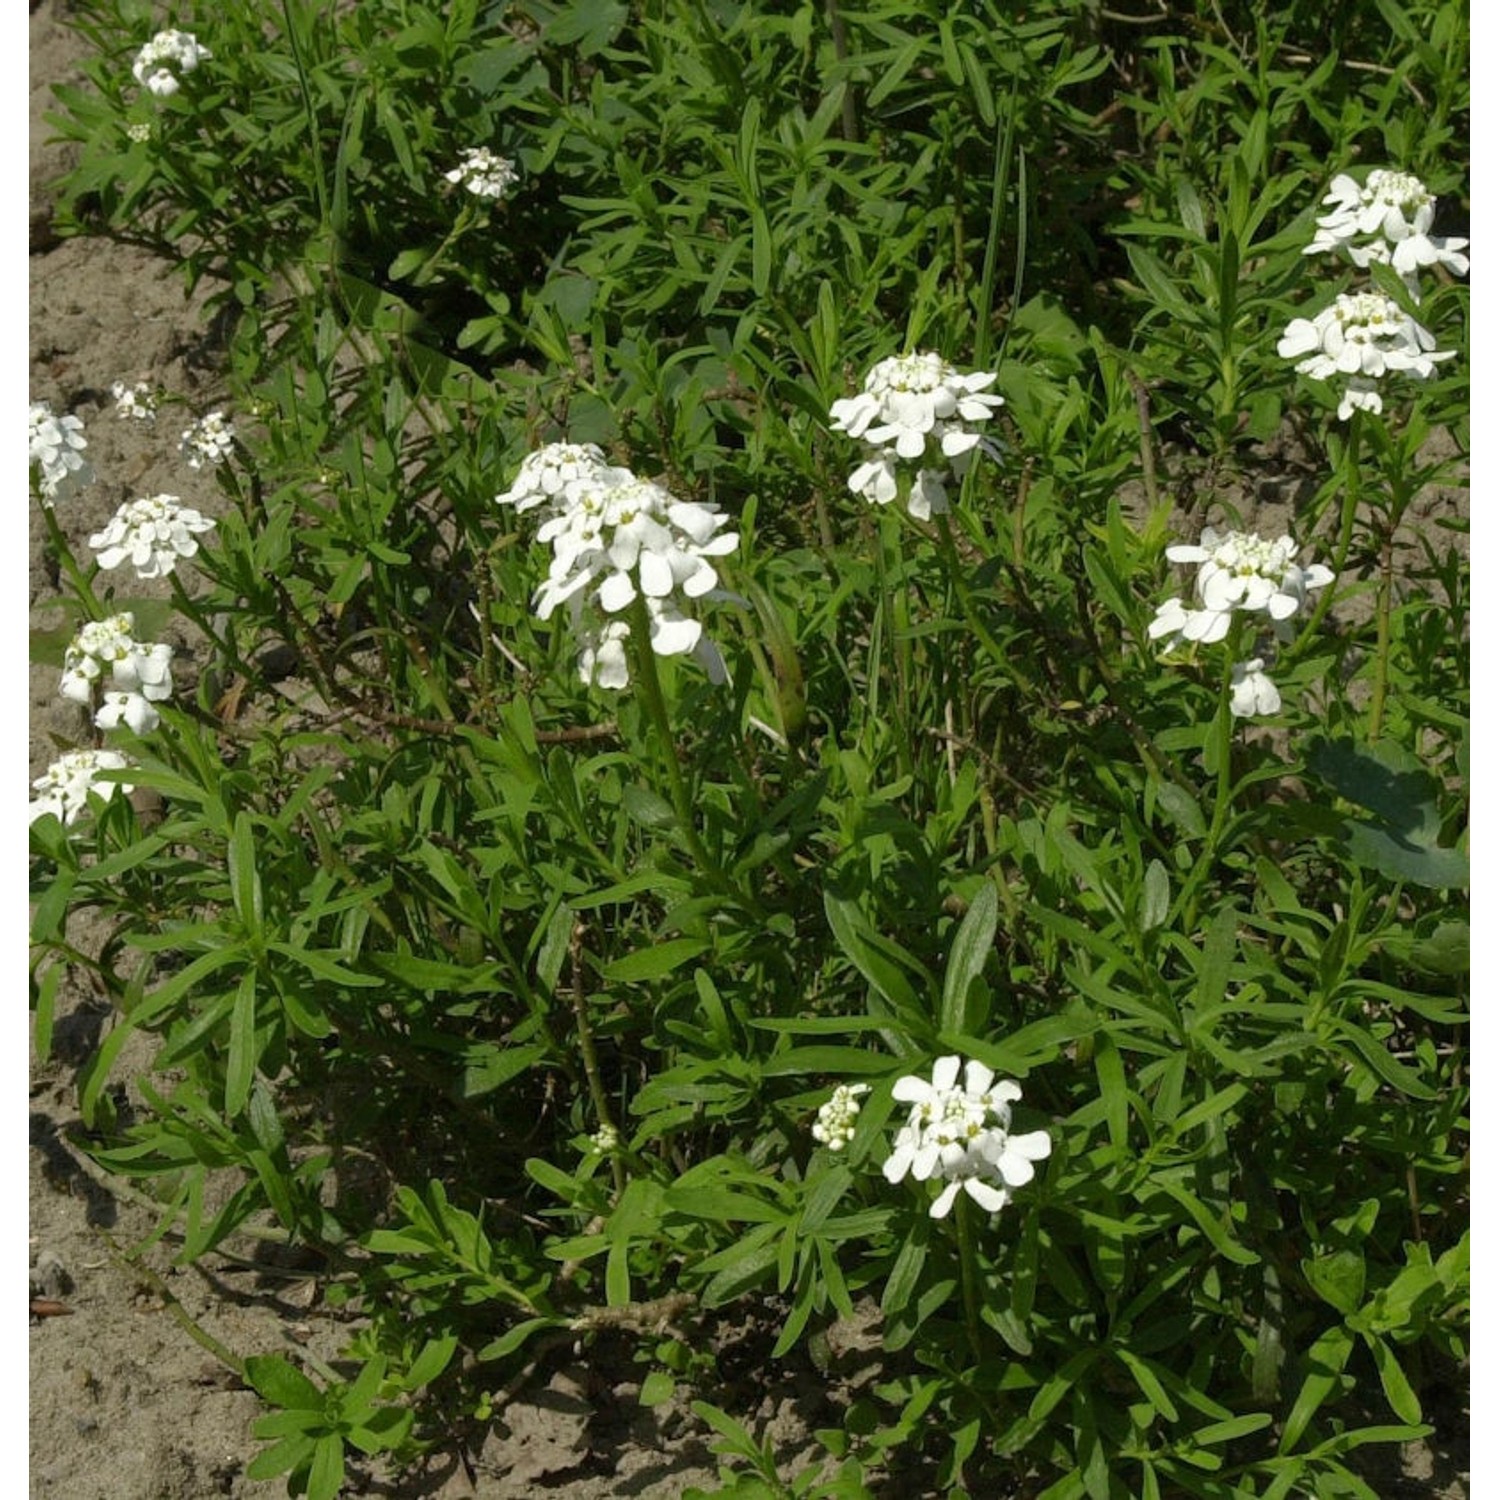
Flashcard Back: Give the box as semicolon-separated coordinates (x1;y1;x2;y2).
625;595;717;880
1366;477;1414;744
954;1195;985;1363
38;504;103;619
875;511;914;779
570;918;626;1200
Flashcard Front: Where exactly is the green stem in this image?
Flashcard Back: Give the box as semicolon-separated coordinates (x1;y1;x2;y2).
875;510;914;778
1287;413;1362;663
1367;476;1414;744
570;919;626;1200
935;512;1009;670
625;595;717;880
954;1195;985;1363
38;503;103;619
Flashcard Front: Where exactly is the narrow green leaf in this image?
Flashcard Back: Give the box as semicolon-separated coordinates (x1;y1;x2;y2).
941;881;997;1035
225;969;258;1118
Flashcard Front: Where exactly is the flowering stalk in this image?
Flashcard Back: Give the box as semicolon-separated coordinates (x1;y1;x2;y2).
625;592;718;881
953;1194;985;1362
37;504;105;622
570;920;625;1200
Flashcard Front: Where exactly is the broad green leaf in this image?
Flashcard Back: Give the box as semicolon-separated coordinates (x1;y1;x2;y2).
244;1354;324;1411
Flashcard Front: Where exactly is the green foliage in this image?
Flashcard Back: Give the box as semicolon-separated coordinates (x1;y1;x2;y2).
33;0;1466;1493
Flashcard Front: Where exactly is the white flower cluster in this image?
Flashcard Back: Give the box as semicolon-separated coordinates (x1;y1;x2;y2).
589;1123;620;1154
29;749;134;828
1304;170;1469;297
1282;167;1466;420
132;29;213;97
30;401;92;505
812;1083;870;1152
830;352;1004;521
882;1056;1051;1219
1149;528;1334;720
444;147;520;201
89;494;216;579
112;381;158;421
498;444;739;690
59;613;175;735
1277;291;1452;420
180;410;234;469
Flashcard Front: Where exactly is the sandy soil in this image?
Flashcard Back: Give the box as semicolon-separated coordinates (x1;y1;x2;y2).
28;3;1467;1497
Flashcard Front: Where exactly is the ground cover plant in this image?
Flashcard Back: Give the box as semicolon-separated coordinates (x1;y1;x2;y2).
31;0;1468;1495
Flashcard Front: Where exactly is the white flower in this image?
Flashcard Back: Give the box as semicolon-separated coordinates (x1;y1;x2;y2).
89;495;216;579
574;613;632;690
1146;596;1232;650
94;691;161;735
1278;292;1452;418
58;614;175;732
1166;529;1334;626
830;352;1004;520
125;122;153;144
179;410;234;469
29;749;133;827
444;147;519;201
1305;170;1470;296
1229;658;1281;718
812;1084;871;1152
496;442;610;513
507;455;739;689
111;381;158;420
590;1124;620;1154
29;401;92;505
132;30;212;97
882;1056;1050;1219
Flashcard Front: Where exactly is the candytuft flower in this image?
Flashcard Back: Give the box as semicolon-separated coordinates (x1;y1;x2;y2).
813;1084;871;1152
112;381;158;421
1229;658;1281;719
89;495;216;579
59;613;174;734
830;352;1004;521
30;401;92;505
883;1055;1051;1219
29;750;134;827
1278;291;1452;419
444;147;520;201
496;442;608;512
180;410;234;468
132;29;212;97
1305;169;1470;297
503;446;739;690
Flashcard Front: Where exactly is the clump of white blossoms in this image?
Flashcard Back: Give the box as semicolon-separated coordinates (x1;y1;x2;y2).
59;613;174;735
29;749;134;828
830;351;1004;521
1304;169;1470;297
132;29;213;97
497;444;740;689
180;410;234;469
1148;528;1334;720
111;381;158;421
1277;290;1453;420
812;1084;870;1152
30;400;93;505
1149;528;1334;648
883;1056;1051;1220
444;147;520;201
89;494;216;579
